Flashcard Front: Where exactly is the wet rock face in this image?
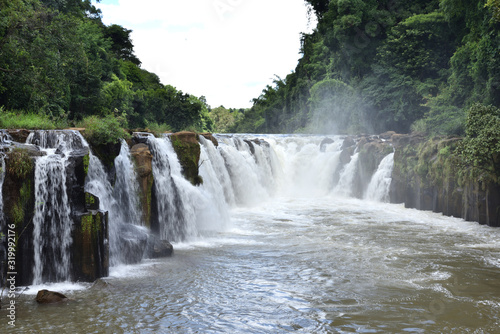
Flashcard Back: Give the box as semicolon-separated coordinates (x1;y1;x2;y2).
389;133;500;226
130;143;153;227
170;132;202;186
72;210;109;282
200;133;218;147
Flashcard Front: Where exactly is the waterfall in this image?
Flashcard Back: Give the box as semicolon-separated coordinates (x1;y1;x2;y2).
365;152;395;202
199;136;235;207
333;151;360;197
112;140;142;226
27;130;87;284
148;136;196;241
215;136;270;206
267;136;341;196
85;140;147;266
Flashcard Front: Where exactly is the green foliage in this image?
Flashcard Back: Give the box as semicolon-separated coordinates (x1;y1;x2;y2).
458;103;500;183
0;109;66;129
233;0;500;137
78;114;130;146
208;106;243;133
0;0;216;134
7;148;34;179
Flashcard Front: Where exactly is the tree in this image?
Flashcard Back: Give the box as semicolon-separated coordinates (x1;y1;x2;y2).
459;104;500;183
103;24;141;66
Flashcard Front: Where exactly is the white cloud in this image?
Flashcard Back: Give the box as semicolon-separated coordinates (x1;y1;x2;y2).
96;0;315;108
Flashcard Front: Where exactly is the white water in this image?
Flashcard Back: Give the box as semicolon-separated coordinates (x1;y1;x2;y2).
149;135;230;241
365;152;395;202
3;134;500;333
85;140;146;266
27;130;86;284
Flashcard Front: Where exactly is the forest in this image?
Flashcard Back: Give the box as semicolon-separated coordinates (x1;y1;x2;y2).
231;0;500;137
1;0;500;142
0;0;215;142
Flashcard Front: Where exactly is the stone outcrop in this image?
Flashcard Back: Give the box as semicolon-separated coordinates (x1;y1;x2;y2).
389;133;500;226
36;290;68;304
72;210;109;282
130;143;154;227
170;131;202;185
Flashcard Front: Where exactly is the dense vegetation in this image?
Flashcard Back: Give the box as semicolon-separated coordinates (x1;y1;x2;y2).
231;0;500;136
0;0;214;137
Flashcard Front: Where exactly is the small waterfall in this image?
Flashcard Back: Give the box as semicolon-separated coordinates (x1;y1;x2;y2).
32;155;72;284
27;130;87;284
85;140;146;266
198;137;231;229
268;136;341;196
364;152;395;202
333;152;360;197
149;136;196;241
215;136;270;206
199;136;235;207
112;140;142;226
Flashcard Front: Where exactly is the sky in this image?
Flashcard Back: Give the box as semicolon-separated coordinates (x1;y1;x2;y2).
95;0;316;108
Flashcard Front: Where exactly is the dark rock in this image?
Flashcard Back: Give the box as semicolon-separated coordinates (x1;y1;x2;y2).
320;138;334;152
85;192;100;211
72;210;109;282
130;143;153;227
147;236;174;258
7;129;31;143
132;132;152;145
379;131;396;140
170;132;201;186
116;223;149;264
36;290;68;304
11;143;46;157
341;136;355;150
200;133;218;147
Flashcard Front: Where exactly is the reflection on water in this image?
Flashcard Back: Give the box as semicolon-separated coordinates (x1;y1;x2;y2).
2;196;500;333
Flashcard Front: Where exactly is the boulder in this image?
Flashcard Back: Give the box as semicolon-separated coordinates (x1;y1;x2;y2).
36;290;68;304
130;143;154;226
7;129;31;143
320;138;334;152
200;133;218;147
170;132;202;186
147;236;174;258
72;210;109;282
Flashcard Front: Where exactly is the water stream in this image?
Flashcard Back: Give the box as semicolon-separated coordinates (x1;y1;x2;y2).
1;134;499;333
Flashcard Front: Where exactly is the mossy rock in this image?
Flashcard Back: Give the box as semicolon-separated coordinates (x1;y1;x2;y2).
170;132;202;186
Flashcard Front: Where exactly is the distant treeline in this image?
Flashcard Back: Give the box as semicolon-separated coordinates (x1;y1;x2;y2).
0;0;214;133
231;0;500;135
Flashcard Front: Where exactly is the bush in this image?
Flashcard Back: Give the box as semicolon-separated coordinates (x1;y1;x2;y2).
78;114;130;146
0;109;67;129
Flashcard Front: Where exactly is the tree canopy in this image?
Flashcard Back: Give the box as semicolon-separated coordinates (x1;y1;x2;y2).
0;0;214;133
231;0;500;136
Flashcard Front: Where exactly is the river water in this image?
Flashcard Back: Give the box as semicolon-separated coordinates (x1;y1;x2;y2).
2;135;500;333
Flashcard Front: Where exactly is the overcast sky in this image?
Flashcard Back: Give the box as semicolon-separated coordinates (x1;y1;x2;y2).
95;0;315;108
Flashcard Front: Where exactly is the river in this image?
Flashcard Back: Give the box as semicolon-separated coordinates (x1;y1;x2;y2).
1;134;500;333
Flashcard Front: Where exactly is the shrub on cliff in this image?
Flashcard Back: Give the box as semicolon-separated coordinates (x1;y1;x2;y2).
78;114;130;146
459;103;500;184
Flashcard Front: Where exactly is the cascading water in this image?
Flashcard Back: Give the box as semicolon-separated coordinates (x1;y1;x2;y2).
85;140;147;266
365;152;395;202
27;130;87;284
148;136;192;241
333;151;360;197
214;136;271;205
198;136;236;207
